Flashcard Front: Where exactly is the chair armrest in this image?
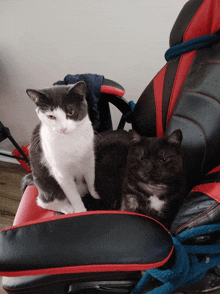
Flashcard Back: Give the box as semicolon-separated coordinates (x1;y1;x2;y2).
0;187;173;277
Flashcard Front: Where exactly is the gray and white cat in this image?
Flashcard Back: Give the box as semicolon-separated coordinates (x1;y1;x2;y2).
27;82;99;214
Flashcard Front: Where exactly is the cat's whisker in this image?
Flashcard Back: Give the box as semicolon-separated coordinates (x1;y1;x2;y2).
30;136;40;150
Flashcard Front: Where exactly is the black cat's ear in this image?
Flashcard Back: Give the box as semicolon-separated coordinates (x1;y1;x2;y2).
26;89;46;104
68;81;87;100
167;129;183;147
128;129;142;144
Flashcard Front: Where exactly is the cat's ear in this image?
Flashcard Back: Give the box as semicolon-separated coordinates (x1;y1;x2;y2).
128;129;142;144
167;129;183;147
26;89;46;103
68;81;87;100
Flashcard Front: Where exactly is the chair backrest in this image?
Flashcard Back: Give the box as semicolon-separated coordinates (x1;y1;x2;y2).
132;0;220;184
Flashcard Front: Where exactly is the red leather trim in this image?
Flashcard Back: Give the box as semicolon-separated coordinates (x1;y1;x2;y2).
183;0;220;42
208;165;220;174
101;85;125;97
166;51;196;125
0;246;174;277
192;183;220;203
153;65;167;137
5;210;168;232
12;186;56;227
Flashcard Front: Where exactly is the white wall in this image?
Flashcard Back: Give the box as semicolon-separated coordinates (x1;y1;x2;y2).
0;0;188;154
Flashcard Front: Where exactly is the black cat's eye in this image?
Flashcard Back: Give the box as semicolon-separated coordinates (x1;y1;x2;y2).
47;115;56;120
67;110;75;117
159;157;168;163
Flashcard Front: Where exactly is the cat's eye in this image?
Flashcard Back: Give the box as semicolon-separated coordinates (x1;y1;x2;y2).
47;115;56;120
159;157;168;163
67;110;75;117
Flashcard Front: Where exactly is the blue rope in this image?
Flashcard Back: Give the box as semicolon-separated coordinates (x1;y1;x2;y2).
129;101;136;112
133;223;220;294
117;101;136;129
165;34;220;61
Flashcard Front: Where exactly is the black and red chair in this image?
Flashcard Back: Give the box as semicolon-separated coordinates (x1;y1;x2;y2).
1;0;220;293
132;0;220;186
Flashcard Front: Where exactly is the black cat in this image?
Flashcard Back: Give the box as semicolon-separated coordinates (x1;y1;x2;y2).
120;129;187;227
95;130;131;210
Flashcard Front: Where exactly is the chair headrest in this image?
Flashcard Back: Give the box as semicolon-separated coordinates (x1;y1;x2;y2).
170;0;220;47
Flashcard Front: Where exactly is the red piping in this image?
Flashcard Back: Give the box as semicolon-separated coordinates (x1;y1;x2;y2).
0;246;174;277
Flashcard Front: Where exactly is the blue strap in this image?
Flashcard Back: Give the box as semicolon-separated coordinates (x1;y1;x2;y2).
133;223;220;294
117;100;136;129
129;100;136;112
165;34;220;61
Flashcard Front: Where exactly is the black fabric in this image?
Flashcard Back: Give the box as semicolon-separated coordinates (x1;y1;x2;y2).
166;115;205;187
0;213;173;274
132;80;156;137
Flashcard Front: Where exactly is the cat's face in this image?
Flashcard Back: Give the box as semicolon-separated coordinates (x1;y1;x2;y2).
127;130;183;184
26;82;88;134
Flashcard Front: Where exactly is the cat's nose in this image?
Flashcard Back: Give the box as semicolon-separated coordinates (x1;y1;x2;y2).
60;127;67;133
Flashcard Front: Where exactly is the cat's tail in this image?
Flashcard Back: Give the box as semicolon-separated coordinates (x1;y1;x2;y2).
21;173;34;193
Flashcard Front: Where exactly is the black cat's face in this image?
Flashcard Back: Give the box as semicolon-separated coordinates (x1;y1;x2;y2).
127;130;183;184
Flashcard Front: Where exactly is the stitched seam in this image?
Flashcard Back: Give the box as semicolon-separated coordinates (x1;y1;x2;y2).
180;89;220;106
187;205;220;230
176;202;217;234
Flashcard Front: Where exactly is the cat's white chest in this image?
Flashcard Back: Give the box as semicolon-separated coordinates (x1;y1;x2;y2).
148;195;165;212
139;182;167;212
40;117;94;171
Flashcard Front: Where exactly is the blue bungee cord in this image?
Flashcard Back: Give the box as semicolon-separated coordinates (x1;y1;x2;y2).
133;223;220;294
165;34;220;61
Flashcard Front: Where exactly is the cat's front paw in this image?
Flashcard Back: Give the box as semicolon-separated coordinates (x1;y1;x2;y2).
74;207;87;213
37;196;75;214
73;204;87;213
